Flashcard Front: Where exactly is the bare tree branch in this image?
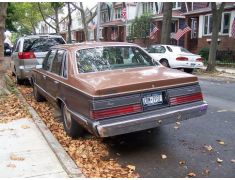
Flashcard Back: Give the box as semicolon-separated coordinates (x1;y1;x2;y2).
37;3;56;30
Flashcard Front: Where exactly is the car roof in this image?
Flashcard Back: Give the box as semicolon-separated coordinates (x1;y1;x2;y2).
52;42;138;51
20;34;64;39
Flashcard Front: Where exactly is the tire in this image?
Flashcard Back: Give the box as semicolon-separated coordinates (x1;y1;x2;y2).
33;84;45;102
15;75;24;85
160;59;170;68
184;68;194;74
61;103;84;138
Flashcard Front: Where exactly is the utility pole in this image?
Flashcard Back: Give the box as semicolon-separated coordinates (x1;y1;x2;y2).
96;2;101;42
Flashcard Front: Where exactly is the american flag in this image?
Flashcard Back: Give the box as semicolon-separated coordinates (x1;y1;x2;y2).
149;24;159;40
173;24;192;41
232;17;235;38
121;3;127;20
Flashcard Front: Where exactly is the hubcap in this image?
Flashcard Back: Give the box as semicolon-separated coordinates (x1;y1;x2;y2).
161;61;168;67
63;105;72;129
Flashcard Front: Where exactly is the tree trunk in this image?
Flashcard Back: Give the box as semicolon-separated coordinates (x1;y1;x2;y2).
67;2;72;43
161;2;173;44
0;2;8;95
80;2;88;41
206;2;225;72
55;8;60;33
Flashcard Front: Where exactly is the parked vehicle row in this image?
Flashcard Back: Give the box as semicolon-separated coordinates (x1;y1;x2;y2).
145;44;204;73
11;34;66;84
28;42;208;138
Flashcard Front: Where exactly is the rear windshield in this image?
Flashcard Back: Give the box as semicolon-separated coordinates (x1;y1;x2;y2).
23;37;65;52
76;46;156;73
180;47;190;53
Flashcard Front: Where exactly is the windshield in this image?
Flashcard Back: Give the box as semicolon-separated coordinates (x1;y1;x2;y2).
23;37;65;52
76;46;156;73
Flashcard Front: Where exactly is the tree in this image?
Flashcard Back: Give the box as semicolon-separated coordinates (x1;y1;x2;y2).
0;2;8;95
71;2;97;41
206;2;225;72
37;2;65;33
67;2;72;43
161;2;173;44
129;14;152;44
5;2;18;32
9;3;43;35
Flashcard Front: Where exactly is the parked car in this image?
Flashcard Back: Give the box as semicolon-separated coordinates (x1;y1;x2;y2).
4;42;12;56
31;42;208;138
145;45;204;73
12;34;66;84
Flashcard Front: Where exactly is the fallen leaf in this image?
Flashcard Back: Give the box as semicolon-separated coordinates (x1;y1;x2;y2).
10;154;25;161
176;122;181;125
203;168;210;175
161;154;167;159
174;126;179;130
204;145;213;151
179;161;185;165
217;158;223;163
21;125;30;129
231;159;235;163
216;140;225;145
6;163;16;168
127;165;135;171
187;172;196;177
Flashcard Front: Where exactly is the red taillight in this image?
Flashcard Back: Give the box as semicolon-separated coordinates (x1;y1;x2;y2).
90;104;142;120
196;57;204;62
176;57;188;61
170;92;203;106
18;52;36;59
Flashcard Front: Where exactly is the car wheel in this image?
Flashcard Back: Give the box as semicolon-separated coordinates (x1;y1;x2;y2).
160;59;170;68
61;103;84;138
33;84;45;102
184;68;194;74
15;75;24;85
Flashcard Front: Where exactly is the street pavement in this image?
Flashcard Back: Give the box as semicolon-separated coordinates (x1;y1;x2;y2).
0;118;69;178
104;76;235;178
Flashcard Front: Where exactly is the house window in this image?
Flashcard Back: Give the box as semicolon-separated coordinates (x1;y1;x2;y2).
203;15;212;35
221;12;231;34
142;2;154;14
172;2;181;10
101;11;108;23
171;21;177;33
115;8;122;19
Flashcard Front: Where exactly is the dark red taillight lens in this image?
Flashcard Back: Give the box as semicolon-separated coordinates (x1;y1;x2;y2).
196;57;204;62
90;104;142;120
170;92;203;106
176;57;188;61
18;52;36;59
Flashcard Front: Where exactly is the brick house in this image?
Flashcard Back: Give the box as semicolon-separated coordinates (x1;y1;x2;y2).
132;2;207;47
183;2;235;53
99;2;137;42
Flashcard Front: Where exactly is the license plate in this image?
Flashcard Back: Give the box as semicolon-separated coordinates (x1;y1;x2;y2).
142;93;163;106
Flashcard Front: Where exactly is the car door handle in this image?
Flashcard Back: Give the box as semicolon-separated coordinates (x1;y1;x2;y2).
43;75;46;79
54;80;59;84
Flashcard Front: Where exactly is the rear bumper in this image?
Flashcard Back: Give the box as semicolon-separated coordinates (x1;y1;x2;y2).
172;62;203;69
70;101;208;137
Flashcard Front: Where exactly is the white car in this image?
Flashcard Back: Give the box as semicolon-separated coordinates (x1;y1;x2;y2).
145;45;204;73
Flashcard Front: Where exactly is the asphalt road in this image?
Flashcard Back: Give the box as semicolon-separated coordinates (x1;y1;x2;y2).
104;76;235;178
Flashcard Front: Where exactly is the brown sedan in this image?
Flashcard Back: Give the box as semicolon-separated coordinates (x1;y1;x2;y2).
31;42;208;138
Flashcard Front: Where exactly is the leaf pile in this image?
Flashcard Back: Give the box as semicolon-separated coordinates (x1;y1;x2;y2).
17;85;139;178
0;93;31;123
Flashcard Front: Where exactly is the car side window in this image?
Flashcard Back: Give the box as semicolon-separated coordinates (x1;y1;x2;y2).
62;53;68;78
42;50;57;71
166;46;173;52
50;50;65;75
15;40;20;52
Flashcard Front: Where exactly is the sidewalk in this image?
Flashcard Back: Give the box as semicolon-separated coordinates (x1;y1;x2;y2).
0;118;70;178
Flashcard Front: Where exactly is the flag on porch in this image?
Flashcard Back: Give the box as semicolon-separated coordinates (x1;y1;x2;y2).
231;17;235;38
173;23;192;41
149;24;159;40
121;3;127;21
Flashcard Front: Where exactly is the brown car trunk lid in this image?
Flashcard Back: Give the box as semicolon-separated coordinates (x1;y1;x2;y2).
76;66;198;96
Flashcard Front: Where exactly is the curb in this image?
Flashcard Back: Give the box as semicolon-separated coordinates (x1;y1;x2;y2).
4;75;85;178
